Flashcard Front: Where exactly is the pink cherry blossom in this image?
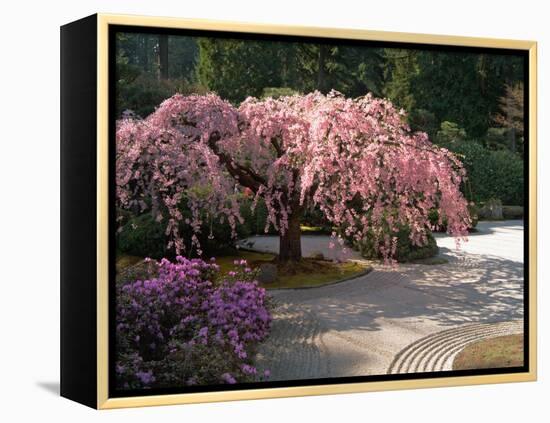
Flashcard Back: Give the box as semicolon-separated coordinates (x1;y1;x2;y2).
117;91;470;261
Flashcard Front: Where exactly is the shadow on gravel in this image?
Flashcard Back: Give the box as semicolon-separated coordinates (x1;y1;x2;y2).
270;249;524;334
255;225;524;380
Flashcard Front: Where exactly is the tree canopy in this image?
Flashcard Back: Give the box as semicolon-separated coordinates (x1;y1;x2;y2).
117;92;471;262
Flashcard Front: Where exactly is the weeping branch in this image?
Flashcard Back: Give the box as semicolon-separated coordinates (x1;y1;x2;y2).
207;132;267;192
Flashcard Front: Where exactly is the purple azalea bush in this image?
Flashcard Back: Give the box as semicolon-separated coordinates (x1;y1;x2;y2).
116;256;272;389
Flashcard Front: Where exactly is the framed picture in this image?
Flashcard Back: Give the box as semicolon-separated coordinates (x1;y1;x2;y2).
60;13;537;409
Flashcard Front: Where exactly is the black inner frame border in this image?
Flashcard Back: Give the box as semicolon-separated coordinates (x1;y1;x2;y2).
107;23;531;399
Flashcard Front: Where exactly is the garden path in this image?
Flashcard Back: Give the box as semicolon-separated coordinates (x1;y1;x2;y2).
245;221;525;380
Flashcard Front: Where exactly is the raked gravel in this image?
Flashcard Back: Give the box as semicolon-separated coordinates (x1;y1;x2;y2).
250;221;524;380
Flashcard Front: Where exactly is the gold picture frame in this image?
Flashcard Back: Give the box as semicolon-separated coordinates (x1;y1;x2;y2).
61;13;537;409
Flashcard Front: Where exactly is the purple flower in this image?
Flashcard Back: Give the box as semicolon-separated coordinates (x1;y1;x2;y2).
136;370;155;385
241;364;257;375
116;256;272;390
221;373;236;384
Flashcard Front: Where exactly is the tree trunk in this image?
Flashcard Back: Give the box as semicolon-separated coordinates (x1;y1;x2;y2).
508;127;517;153
317;45;327;93
142;35;150;72
158;34;169;80
279;210;302;262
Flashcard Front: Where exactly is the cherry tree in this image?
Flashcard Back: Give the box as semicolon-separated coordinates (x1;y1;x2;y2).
117;91;471;262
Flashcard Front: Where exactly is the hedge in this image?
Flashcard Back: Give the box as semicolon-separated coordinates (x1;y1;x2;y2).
449;141;524;206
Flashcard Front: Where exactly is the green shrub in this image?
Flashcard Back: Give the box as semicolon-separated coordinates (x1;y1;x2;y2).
478;198;503;220
238;197;278;236
502;205;524;220
408;108;438;138
354;225;439;263
262;87;300;99
449;141;524;206
116;73;207;118
117;195;279;259
489;150;524;205
436;121;467;145
117;211;240;259
117;213;167;259
486;127;509;150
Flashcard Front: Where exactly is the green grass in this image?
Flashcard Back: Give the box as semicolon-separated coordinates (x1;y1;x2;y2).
116;254;143;273
300;225;323;232
215;251;275;274
300;225;333;235
300;225;330;235
274;259;370;289
453;334;524;370
116;250;371;289
215;250;371;289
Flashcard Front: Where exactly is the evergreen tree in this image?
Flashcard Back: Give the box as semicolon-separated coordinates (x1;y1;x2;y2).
168;36;199;81
494;82;524;153
197;38;283;103
382;49;418;113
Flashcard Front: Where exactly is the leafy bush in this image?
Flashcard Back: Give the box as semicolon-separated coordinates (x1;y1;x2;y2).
116;257;272;390
486;127;510;151
117;194;277;259
478;198;503;220
117;213;167;259
238;197;278;236
489;150;524;205
262;87;300;99
502;205;524;220
408;108;438;138
449;141;524;206
116;73;208;118
436;121;467;145
353;225;439;263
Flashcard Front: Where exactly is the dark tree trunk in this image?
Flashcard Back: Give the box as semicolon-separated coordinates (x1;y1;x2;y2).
508;127;517;153
317;45;327;93
142;35;150;72
158;34;169;80
279;209;302;262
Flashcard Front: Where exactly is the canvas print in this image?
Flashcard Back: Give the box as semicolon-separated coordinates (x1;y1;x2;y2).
112;28;527;395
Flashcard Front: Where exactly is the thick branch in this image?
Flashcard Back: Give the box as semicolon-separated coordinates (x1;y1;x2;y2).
207;132;267;192
271;136;283;157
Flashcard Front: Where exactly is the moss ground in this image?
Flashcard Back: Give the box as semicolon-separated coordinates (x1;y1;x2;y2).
453;334;524;370
116;250;371;289
215;250;371;289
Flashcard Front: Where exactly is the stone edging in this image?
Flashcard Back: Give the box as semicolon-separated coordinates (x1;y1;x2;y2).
265;266;373;291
